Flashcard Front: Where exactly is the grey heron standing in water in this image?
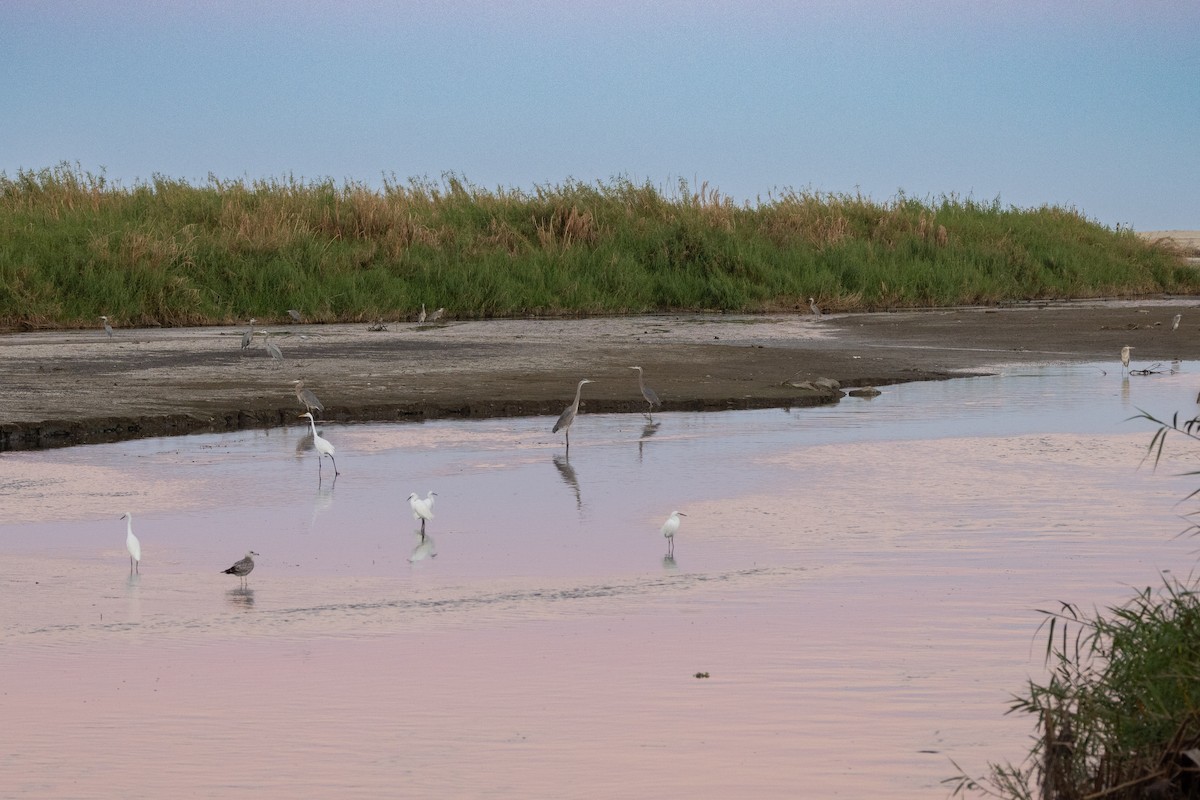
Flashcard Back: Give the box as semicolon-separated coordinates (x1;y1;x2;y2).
808;297;822;317
553;379;594;452
1121;345;1134;374
629;366;662;419
240;318;257;350
222;550;258;585
661;510;686;557
300;411;339;475
100;316;113;337
292;380;324;416
120;511;141;574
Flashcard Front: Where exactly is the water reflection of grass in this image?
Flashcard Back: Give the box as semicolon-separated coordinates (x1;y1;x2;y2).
3;163;1192;329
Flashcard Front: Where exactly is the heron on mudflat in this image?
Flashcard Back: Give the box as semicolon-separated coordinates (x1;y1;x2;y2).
661;510;686;557
300;411;339;475
629;366;662;419
292;380;324;416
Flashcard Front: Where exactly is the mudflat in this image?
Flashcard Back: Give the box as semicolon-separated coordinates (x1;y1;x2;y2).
3;299;1199;450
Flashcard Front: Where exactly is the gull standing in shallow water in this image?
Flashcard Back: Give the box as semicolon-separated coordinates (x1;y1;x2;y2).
120;511;141;573
553;379;594;453
661;510;686;557
222;551;259;585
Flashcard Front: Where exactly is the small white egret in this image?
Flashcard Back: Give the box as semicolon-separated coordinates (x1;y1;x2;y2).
553;379;594;452
222;550;259;585
120;511;141;573
808;297;822;317
661;510;687;556
408;491;436;534
417;303;427;324
240;318;257;349
300;411;339;475
100;315;113;337
292;380;324;416
629;366;662;419
1173;314;1182;331
1121;345;1134;373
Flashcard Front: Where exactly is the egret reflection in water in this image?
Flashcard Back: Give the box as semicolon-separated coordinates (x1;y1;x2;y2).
409;531;436;563
552;453;581;509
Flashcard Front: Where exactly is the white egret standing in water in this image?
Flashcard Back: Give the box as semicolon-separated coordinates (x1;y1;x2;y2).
300;411;339;475
408;491;436;535
120;511;140;573
222;551;258;585
629;366;662;419
1121;345;1134;373
553;379;594;452
661;510;686;557
1173;314;1182;331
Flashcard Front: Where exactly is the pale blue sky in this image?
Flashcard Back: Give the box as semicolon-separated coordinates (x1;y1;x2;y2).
4;1;1197;229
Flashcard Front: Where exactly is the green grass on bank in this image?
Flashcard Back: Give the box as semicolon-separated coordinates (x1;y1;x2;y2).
0;163;1193;329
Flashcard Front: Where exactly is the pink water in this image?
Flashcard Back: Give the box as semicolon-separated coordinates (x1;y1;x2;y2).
2;365;1199;798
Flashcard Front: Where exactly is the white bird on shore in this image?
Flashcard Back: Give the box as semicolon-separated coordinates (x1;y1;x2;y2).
120;511;140;573
1120;345;1134;373
1173;314;1182;331
661;510;686;556
408;491;436;534
300;411;338;475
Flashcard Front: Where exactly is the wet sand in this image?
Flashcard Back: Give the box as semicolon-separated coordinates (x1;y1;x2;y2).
4;299;1200;450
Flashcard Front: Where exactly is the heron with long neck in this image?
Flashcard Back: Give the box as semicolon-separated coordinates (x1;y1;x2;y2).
552;379;594;452
629;366;661;419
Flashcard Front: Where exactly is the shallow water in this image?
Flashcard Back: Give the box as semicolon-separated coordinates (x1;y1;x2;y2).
3;363;1200;798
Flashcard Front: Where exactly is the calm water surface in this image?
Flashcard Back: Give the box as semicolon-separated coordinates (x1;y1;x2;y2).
3;363;1200;798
